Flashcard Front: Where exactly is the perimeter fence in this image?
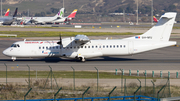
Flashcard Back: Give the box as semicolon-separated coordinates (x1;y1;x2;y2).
0;64;179;100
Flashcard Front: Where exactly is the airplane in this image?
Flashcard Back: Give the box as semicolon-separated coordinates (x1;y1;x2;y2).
30;8;65;25
3;12;177;62
54;9;77;24
0;8;18;25
4;8;10;16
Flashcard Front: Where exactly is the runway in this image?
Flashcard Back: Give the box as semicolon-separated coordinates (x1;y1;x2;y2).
0;38;180;71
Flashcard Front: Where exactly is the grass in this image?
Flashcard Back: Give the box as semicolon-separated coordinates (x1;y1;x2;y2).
0;71;157;79
0;31;140;37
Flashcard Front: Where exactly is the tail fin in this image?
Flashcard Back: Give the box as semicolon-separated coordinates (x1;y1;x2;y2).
124;12;177;41
54;8;64;18
13;8;18;17
68;9;77;18
4;8;10;16
153;16;158;22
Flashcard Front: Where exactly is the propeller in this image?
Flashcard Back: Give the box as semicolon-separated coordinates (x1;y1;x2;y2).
57;34;62;46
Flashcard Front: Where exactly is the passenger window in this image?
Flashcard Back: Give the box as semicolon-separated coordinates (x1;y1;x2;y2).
70;47;72;49
67;47;69;49
46;47;48;49
74;46;76;49
120;45;122;48
110;45;112;48
88;46;90;48
96;46;98;48
113;45;115;48
124;45;126;48
43;47;44;49
99;46;101;48
103;46;105;48
77;46;80;48
117;45;119;48
49;47;51;49
39;47;41;49
85;46;87;48
56;46;58;49
53;47;55;49
81;46;83;48
92;46;94;48
106;45;108;48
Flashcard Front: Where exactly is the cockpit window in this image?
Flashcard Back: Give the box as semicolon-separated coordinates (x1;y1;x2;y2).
11;44;20;48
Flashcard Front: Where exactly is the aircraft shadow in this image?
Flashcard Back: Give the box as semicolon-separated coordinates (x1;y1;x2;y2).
0;57;144;63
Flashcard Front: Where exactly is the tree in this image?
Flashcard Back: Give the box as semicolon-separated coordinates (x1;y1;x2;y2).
126;6;134;13
115;7;123;13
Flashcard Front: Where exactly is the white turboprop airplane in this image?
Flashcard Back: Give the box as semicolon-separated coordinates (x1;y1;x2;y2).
30;8;65;25
3;12;177;61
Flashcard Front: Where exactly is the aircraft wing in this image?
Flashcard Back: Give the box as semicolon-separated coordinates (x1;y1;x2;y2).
74;35;90;44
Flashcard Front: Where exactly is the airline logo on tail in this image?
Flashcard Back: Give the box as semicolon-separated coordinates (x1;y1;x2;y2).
68;9;77;18
57;8;64;18
153;16;158;22
4;9;10;16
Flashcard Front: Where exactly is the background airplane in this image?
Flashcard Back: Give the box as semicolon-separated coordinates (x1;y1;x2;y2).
54;9;77;24
0;8;18;25
30;8;65;25
3;12;177;61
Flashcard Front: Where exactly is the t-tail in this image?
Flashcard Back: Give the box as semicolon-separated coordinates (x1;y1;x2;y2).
4;8;10;16
125;12;177;41
13;8;18;17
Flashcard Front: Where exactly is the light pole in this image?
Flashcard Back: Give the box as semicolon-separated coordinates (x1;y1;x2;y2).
1;0;2;17
136;0;138;25
63;0;64;17
151;0;154;25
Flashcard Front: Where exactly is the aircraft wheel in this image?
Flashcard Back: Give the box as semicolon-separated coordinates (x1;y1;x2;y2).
79;57;85;62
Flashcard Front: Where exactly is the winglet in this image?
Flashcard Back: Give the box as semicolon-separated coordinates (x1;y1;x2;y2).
13;8;18;17
68;9;77;18
4;8;10;16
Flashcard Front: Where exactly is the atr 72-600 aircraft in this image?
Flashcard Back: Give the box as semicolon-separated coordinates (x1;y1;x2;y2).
3;12;177;61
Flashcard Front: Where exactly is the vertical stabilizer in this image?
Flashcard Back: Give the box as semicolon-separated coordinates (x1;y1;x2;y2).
142;12;176;41
68;9;77;18
124;12;177;41
4;9;10;16
13;8;18;17
54;8;64;18
153;16;158;22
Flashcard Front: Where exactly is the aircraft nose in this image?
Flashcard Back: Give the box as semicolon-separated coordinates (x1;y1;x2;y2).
3;49;8;56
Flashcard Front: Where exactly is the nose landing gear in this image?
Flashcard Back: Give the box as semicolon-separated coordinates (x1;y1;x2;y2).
11;57;16;61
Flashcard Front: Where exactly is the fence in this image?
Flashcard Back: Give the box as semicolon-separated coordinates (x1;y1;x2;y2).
3;95;157;101
0;64;178;100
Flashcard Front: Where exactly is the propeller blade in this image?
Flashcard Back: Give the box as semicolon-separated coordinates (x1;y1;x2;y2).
57;34;62;45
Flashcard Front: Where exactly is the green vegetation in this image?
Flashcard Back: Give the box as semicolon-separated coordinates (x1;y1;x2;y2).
0;31;140;37
0;71;156;79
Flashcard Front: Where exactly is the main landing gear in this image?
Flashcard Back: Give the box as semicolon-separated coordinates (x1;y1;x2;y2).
76;56;86;62
79;57;86;62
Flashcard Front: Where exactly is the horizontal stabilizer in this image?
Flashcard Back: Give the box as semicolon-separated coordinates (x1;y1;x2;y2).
74;35;90;42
